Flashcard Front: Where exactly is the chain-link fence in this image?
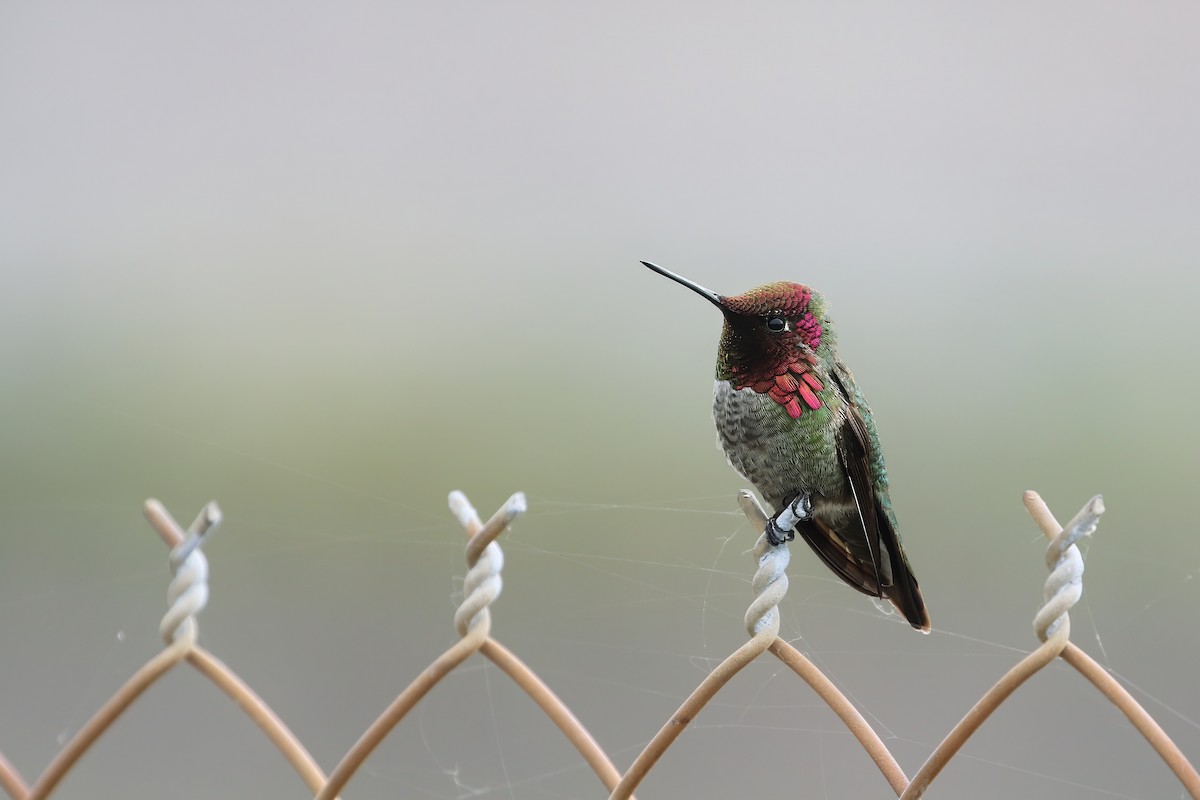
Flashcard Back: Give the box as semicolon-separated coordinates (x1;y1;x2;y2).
1;490;1195;799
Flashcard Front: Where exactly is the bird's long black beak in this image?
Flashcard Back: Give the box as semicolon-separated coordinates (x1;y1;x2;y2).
641;261;724;309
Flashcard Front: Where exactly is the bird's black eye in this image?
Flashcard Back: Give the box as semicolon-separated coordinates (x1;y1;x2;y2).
765;317;787;332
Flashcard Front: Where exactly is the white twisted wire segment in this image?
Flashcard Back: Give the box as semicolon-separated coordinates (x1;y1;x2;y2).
1034;495;1104;641
448;491;482;532
448;491;526;637
160;503;223;645
738;491;790;638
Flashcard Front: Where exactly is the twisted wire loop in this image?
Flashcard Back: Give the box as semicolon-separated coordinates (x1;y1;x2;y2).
611;491;786;800
732;489;910;796
143;500;334;796
160;502;223;645
22;501;229;800
1022;492;1200;799
1034;494;1104;642
317;491;528;800
446;492;632;798
449;490;525;638
739;491;789;639
901;492;1108;800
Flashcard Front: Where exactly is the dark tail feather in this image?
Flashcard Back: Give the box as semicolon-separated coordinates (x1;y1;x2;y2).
886;545;930;633
796;518;931;633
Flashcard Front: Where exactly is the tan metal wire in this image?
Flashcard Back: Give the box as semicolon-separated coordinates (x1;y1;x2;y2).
0;490;1196;799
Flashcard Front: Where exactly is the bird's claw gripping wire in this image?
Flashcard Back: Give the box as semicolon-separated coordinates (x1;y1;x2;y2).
765;492;812;547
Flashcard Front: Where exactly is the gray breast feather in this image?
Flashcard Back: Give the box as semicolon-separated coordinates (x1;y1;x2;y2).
712;381;795;509
711;379;854;517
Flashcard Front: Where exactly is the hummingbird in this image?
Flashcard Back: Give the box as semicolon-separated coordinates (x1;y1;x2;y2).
642;261;930;632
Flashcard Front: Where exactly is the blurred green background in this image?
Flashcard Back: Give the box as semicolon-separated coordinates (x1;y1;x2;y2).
2;3;1198;798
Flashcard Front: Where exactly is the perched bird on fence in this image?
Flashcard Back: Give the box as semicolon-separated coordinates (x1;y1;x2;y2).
642;261;930;632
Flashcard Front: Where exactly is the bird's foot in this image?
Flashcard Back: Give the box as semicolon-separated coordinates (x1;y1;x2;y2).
765;519;794;547
788;493;813;520
764;493;812;547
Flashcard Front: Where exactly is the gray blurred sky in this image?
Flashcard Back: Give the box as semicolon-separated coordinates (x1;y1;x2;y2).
2;3;1199;799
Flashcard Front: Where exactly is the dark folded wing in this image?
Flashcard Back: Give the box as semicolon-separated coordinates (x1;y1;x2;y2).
813;367;931;631
794;516;884;597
